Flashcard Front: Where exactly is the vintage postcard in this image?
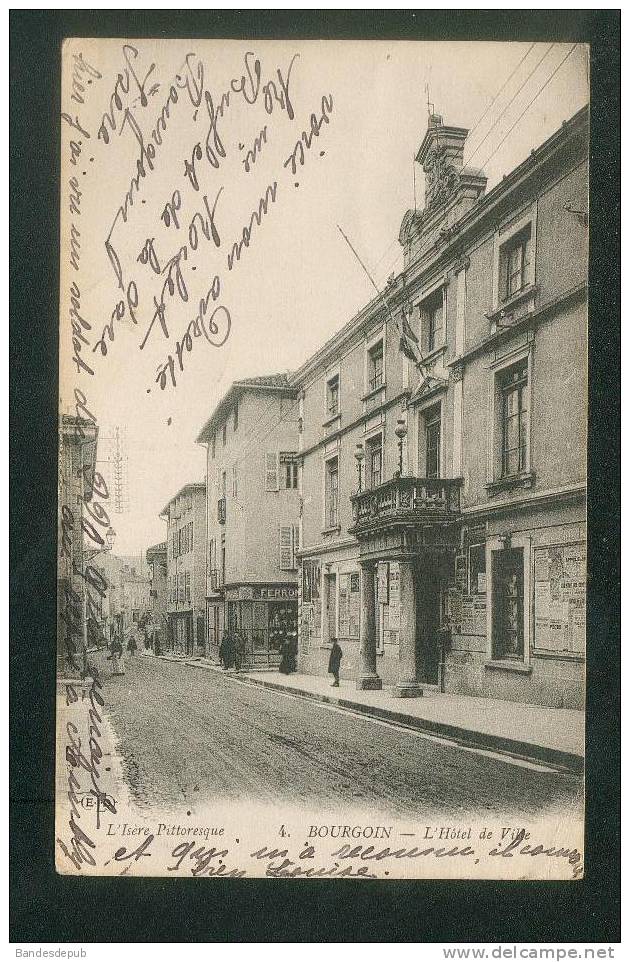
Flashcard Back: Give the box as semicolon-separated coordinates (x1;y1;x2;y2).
56;37;588;880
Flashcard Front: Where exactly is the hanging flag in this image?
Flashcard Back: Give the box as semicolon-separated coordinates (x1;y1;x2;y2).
336;224;427;371
399;304;422;364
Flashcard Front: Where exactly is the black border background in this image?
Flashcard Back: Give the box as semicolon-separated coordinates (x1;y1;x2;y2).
9;9;620;944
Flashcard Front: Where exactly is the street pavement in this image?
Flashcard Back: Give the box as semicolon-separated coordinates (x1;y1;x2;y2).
99;654;583;820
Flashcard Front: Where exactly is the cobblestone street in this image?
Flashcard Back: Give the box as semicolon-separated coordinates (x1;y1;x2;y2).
99;654;583;821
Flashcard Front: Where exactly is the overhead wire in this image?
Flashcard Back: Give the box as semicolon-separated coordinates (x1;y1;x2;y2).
472;43;580;174
462;42;555;173
464;42;536;156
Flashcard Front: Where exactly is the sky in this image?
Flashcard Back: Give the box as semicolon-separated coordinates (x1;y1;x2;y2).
59;39;589;555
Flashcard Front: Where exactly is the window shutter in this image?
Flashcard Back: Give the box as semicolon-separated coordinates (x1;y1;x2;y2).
279;525;293;570
265;452;279;491
292;524;300;569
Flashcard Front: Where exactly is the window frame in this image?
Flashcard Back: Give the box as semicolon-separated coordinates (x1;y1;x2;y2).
365;431;383;489
425;407;441;479
492;208;537;311
487;346;533;486
324;454;340;530
368;339;384;392
327;374;340;418
500;359;529;478
486;534;531;667
421;287;445;354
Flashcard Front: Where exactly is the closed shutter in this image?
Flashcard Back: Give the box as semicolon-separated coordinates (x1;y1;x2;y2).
265;452;279;491
279;525;293;570
292;524;300;569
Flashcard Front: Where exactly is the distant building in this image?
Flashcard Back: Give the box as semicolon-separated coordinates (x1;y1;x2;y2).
57;413;98;676
160;483;207;656
146;541;168;651
196;375;300;668
119;564;151;632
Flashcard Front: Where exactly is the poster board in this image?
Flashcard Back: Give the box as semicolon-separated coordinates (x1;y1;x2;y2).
534;542;586;654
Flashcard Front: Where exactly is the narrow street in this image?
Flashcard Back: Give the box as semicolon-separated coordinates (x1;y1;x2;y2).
99;655;583;821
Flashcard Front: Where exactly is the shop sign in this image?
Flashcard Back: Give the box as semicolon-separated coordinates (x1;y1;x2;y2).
253;586;297;600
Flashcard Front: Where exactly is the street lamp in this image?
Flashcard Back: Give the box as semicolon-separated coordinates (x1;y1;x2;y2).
395;417;408;476
354;442;365;493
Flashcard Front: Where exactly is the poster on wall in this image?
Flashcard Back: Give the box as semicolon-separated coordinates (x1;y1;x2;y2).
388;562;401;630
534;543;586;653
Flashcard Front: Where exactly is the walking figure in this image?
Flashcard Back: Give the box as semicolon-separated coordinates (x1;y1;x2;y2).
328;637;342;687
109;634;125;676
219;630;234;669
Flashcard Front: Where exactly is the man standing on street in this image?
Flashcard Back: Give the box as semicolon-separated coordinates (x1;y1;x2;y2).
328;637;342;687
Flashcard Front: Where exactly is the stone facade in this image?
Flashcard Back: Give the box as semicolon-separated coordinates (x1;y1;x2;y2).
161;483;207;656
146;541;168;651
196;376;300;668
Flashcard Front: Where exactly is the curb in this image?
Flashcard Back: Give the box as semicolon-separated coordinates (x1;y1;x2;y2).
157;656;584;774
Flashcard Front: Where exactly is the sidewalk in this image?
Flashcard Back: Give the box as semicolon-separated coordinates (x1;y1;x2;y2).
160;656;584;773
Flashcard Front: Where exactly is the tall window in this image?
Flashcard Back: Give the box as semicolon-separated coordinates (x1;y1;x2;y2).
366;434;382;488
222;423;227;446
500;225;531;301
368;341;384;391
424;289;444;353
211;434;216;459
501;360;528;477
232;464;238;498
492;548;524;660
327;374;339;416
425;407;441;478
233;403;238;431
325;457;339;529
280;452;298;489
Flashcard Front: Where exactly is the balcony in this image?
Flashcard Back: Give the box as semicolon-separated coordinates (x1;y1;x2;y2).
350;475;462;537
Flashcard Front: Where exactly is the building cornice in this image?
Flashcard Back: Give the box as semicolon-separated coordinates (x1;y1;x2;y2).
297;390;410;461
447;282;588;371
460;481;586;522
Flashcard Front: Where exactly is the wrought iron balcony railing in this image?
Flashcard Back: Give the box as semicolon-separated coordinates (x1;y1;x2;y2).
350;475;462;532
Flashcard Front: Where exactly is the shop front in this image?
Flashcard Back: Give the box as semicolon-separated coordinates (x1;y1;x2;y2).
168;610;194;656
221;584;298;669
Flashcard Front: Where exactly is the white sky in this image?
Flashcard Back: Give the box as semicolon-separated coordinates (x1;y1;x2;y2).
60;39;589;555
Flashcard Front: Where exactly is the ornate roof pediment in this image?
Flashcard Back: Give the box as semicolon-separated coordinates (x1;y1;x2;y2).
409;374;449;406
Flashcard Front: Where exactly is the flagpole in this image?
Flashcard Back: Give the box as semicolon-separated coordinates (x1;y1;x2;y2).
336;224;427;372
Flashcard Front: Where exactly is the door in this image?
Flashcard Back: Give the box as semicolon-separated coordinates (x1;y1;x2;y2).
416;561;441;685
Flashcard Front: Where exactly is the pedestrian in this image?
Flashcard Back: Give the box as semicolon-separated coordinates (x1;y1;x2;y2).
219;630;232;669
127;633;138;657
279;636;291;674
109;634;125;676
328;637;342;687
233;630;246;672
